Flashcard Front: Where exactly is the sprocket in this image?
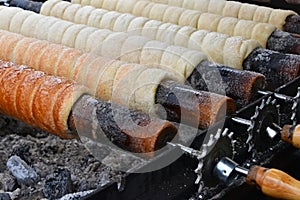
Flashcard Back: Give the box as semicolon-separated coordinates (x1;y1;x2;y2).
196;129;235;191
247;96;280;153
169;128;236;195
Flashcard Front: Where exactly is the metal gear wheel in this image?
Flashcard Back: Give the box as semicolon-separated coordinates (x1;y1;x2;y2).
168;128;236;195
172;128;236;193
247;96;280;153
196;128;236;191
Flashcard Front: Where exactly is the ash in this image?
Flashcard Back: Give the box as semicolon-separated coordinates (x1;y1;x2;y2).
0;114;121;199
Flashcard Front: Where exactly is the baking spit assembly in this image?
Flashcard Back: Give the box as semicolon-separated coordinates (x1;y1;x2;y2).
0;0;300;199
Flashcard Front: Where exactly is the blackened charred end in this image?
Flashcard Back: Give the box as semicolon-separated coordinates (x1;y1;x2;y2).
9;0;42;13
125;110;178;154
244;47;300;90
186;60;223;93
71;95;177;154
284;14;300;35
152;121;178;151
267;29;300;55
125;119;178;154
249;75;266;102
187;60;266;108
156;80;236;129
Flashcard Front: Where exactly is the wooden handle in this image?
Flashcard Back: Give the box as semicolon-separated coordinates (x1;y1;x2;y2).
281;124;300;148
246;165;300;200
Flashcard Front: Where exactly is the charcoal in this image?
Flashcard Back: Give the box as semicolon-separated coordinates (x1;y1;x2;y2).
11;144;31;164
43;169;73;199
17;187;44;200
77;179;96;191
6;156;39;186
0;173;18;191
0;151;8;172
59;190;94;200
0;193;11;200
0;121;116;199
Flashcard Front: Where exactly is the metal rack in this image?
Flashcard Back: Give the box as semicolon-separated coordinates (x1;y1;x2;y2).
83;77;300;200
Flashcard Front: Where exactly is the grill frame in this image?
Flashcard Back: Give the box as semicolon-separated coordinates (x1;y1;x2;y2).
84;77;300;200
